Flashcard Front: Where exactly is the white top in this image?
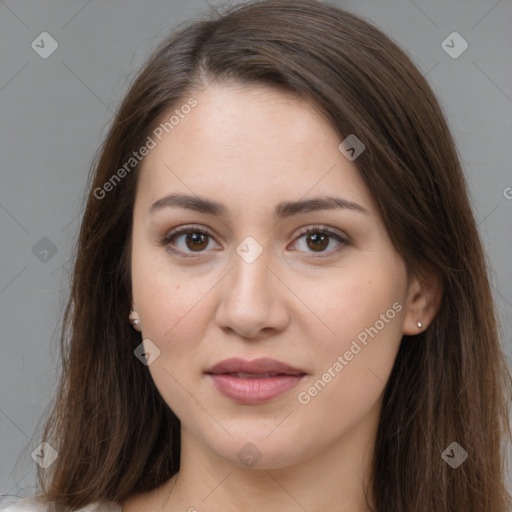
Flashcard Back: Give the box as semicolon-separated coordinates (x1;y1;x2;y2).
1;498;122;512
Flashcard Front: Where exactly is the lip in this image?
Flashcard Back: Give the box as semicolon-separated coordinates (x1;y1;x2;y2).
206;357;306;376
205;357;307;405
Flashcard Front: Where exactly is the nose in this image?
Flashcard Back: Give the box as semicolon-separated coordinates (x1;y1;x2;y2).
214;243;290;340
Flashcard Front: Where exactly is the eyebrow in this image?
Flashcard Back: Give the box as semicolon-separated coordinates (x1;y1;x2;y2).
148;193;369;218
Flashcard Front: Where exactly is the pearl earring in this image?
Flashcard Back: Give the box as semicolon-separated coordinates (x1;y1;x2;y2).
417;321;423;328
129;306;140;328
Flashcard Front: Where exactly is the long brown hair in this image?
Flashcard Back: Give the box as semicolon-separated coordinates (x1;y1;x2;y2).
32;1;511;510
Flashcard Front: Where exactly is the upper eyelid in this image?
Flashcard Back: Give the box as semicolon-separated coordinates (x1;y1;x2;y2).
163;224;348;242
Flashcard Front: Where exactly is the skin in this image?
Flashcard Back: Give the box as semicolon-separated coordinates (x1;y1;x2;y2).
122;83;442;512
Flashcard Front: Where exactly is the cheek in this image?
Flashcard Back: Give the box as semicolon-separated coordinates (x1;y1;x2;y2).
300;261;404;347
131;244;215;358
294;276;404;438
131;251;212;414
295;259;405;406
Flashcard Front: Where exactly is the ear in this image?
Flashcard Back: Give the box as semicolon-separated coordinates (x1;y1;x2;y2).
402;263;443;335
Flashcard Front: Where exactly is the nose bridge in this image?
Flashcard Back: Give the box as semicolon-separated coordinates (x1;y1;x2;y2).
229;235;274;306
215;234;286;337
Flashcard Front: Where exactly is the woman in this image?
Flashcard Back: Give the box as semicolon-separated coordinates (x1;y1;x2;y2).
4;0;511;511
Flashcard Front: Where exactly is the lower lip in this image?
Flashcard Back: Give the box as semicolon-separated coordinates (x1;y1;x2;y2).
207;374;305;405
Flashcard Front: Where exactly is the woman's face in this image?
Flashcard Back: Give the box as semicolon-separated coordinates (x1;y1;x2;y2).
130;83;415;470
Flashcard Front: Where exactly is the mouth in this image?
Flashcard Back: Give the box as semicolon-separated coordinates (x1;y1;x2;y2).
218;372;302;378
205;358;307;405
205;357;306;376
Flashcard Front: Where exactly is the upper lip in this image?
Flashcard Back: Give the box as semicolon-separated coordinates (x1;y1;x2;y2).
205;357;307;376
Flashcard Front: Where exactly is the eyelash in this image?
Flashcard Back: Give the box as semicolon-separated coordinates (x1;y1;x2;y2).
159;225;349;260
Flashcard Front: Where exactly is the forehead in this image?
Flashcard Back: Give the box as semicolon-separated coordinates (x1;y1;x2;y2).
136;83;376;217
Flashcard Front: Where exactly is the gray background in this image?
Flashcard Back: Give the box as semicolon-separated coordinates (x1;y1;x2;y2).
1;0;511;503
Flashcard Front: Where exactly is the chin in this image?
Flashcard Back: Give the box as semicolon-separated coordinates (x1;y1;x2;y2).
203;427;311;470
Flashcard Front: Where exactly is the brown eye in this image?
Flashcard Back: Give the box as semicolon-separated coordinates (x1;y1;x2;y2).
183;232;209;251
160;226;219;258
291;226;348;258
160;225;348;260
305;232;330;252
